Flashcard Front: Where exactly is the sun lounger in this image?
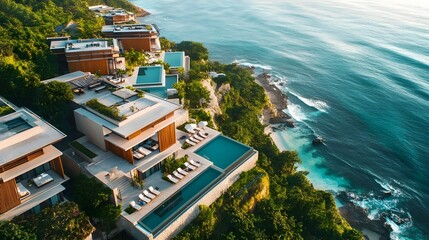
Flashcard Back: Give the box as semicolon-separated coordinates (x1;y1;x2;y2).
133;151;145;159
143;190;156;199
190;137;200;143
138;194;151;203
194;127;203;132
190;160;201;167
177;167;189;176
148;186;160;196
184;162;196;171
173;170;184;179
198;131;208;138
193;134;204;141
167;174;179;183
137;146;152;155
33;172;54;187
130;201;142;211
185;139;196;146
16;182;31;199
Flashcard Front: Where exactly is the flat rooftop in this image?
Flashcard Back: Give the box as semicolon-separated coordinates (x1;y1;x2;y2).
0;108;66;165
75;89;180;137
50;39;114;52
102;24;159;34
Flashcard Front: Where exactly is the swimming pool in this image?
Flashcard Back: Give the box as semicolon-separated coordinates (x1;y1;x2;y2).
164;52;184;68
139;75;178;98
136;66;162;85
138;167;222;234
195;135;252;170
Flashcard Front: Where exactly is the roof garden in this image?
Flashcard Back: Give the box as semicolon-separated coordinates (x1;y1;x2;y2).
84;88;154;122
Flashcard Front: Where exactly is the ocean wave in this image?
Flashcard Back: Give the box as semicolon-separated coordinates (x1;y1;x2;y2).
289;91;330;113
374;178;404;198
285;103;307;122
232;59;273;70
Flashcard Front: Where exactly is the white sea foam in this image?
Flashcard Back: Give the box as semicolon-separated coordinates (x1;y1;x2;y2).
286;103;307;122
232;59;273;70
289;91;330;112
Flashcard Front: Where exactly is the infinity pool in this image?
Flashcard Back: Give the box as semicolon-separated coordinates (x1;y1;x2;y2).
195;135;252;170
136;66;162;85
138;167;221;234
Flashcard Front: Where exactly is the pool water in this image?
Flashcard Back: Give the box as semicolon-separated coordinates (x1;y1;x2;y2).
139;75;178;98
136;66;162;85
138;167;221;234
164;52;184;68
195;135;252;170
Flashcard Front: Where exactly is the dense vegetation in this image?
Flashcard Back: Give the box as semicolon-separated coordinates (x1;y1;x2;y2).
11;202;95;240
168;41;363;239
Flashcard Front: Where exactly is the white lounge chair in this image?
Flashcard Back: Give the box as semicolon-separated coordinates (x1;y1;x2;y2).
16;182;31;199
193;134;204;141
138;194;151;203
173;170;184;179
143;190;156;199
198;131;208;138
138;146;152;155
185;139;196;146
130;201;142;211
148;186;160;196
133;151;145;159
190;159;201;167
177;167;189;176
167;174;179;183
190;137;200;143
184;162;196;171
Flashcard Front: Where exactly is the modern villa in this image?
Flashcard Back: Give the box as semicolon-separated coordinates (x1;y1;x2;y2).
0;97;68;220
101;24;161;52
58;78;258;239
49;38;124;75
89;5;136;24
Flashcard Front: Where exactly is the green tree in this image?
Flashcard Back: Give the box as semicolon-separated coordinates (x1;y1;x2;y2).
185;81;210;108
38;81;74;123
72;174;121;236
176;41;209;61
0;221;36;240
124;48;147;69
160;37;176;50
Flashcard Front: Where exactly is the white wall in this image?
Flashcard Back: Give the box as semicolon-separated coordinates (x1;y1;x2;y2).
123;151;259;240
74;110;107;150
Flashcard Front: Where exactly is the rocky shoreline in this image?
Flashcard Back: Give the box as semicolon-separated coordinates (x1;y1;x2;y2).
253;72;296;128
252;69;392;240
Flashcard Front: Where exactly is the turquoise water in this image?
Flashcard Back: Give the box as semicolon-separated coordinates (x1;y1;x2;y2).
136;66;162;85
139;74;177;98
164;52;183;68
132;0;429;238
138;167;221;234
195;135;252;170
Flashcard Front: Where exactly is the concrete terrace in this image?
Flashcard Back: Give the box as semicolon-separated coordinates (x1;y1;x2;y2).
75;127;221;223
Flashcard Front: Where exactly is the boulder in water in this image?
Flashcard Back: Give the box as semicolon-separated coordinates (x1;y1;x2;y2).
312;136;323;145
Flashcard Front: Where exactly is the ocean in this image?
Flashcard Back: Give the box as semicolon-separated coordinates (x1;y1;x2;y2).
131;0;429;238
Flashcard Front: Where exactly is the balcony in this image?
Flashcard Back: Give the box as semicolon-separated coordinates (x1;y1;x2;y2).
0;169;68;220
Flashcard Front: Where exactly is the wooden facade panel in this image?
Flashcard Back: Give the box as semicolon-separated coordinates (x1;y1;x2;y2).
68;60;109;75
105;141;134;165
27;148;44;160
50;157;65;178
158;123;176;152
121;39;151;51
0;179;20;214
127;114;169;140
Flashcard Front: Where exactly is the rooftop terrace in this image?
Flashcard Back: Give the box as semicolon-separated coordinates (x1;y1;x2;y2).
102;24;159;34
0;108;66;165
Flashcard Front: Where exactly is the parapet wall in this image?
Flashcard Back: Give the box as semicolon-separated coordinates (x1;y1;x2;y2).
155;150;259;240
